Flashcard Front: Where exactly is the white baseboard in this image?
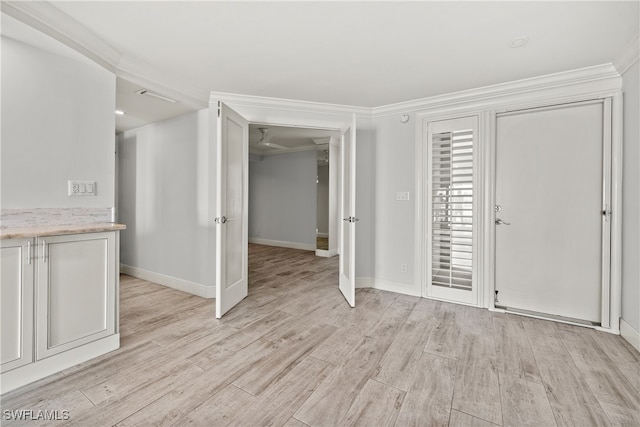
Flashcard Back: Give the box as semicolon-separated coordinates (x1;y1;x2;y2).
356;277;374;288
120;264;215;298
355;277;421;297
372;278;422;297
1;334;120;394
249;238;315;251
620;318;640;352
315;248;338;258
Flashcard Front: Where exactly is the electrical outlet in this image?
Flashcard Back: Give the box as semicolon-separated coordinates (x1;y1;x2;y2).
401;264;408;273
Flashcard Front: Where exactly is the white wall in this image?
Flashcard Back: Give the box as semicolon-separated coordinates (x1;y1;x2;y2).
317;164;329;235
621;59;640;333
118;110;214;293
1;14;116;209
248;150;317;248
370;114;420;295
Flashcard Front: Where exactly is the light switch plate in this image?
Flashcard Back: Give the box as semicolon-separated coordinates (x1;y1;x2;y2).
68;180;96;196
396;191;410;201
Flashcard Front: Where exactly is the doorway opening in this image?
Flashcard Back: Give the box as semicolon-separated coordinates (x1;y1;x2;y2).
247;123;340;259
214;102;357;317
244;123;343;308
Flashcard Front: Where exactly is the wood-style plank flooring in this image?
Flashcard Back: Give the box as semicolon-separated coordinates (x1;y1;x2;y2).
2;244;639;426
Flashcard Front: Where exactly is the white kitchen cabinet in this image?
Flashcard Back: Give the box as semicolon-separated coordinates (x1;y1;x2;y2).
0;239;34;373
35;232;116;360
0;228;121;393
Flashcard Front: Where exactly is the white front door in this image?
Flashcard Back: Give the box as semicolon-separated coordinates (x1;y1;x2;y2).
426;116;479;305
339;115;357;307
495;100;611;325
215;101;249;318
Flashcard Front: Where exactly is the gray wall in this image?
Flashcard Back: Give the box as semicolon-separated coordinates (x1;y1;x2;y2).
621;60;640;332
118;110;214;288
1;15;115;209
248;150;317;247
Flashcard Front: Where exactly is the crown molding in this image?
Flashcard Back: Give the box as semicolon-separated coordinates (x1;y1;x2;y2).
209;91;371;117
2;1;208;110
613;33;640;75
212;63;622;120
3;1;626;123
371;63;622;118
117;55;208;110
1;1;121;72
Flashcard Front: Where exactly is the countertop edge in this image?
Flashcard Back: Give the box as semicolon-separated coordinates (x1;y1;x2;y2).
1;223;126;239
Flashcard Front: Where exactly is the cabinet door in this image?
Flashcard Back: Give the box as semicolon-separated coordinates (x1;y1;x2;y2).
1;239;34;372
36;232;116;360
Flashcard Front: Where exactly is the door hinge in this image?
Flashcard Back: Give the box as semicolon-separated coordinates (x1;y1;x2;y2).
217;101;221;118
602;205;611;222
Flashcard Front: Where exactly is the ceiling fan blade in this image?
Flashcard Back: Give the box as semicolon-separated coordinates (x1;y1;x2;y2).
262;141;287;150
258;133;285;149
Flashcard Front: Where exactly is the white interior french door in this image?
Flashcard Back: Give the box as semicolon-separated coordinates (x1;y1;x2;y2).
426;115;479;305
339;114;356;307
494;100;611;325
215;101;249;318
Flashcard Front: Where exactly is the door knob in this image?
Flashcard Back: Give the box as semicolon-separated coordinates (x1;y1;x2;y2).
495;218;511;226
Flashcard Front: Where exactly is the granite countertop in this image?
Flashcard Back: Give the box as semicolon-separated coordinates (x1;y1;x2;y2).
1;223;126;239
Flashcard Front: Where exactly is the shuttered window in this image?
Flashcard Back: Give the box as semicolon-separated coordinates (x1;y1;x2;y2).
431;129;473;290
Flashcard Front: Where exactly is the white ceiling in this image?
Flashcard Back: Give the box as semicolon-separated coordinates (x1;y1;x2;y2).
4;1;639;132
115;77;196;131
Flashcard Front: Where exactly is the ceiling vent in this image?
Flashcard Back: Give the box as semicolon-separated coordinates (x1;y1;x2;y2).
135;89;177;104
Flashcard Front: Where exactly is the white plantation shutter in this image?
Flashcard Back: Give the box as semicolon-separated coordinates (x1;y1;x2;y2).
431;128;474;291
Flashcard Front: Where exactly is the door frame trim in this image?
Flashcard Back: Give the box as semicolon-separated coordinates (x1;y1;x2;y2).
415;109;487;307
415;90;623;332
214;102;249;318
338;115;357;307
208;94;355;303
487;94;623;332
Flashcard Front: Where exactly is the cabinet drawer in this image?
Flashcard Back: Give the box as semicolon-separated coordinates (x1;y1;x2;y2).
36;232;116;360
1;239;34;373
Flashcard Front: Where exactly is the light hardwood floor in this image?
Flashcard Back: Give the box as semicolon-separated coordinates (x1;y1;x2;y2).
2;244;639;426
